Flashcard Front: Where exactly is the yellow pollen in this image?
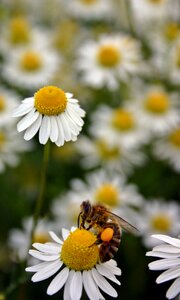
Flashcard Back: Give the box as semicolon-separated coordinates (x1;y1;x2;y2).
111;109;135;131
97;45;121;67
151;214;172;232
20;51;42;72
95;184;119;207
34;86;67;116
0;96;6;112
101;228;114;242
169;128;180;148
9;17;31;45
61;229;99;271
33;232;50;244
165;23;180;41
80;0;97;4
144;91;169;114
96;140;120;160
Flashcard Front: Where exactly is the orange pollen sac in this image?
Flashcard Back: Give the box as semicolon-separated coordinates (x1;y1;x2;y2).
100;228;114;242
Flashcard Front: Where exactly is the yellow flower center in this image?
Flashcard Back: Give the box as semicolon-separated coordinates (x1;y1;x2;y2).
144;91;169;114
111;109;135;131
95;184;119;207
97;45;121;68
34;86;67;116
9;17;31;45
33;232;50;244
20;51;42;72
96;140;120;160
165;23;180;41
61;229;99;271
151;214;172;232
169;129;180;148
80;0;97;4
0;96;6;112
0;132;6;150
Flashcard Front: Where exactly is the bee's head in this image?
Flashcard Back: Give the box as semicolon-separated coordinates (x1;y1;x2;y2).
81;200;92;216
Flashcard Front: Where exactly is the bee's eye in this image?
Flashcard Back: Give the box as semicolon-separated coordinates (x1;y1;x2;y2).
101;228;114;242
83;201;91;214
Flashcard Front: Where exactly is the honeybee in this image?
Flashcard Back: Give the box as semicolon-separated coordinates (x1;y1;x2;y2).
78;200;138;262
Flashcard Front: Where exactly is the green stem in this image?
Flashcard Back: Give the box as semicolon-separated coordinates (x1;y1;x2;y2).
30;141;50;244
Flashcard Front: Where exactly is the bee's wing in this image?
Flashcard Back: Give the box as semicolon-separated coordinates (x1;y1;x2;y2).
109;211;139;235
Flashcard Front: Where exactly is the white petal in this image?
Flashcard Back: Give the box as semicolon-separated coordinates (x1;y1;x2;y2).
149;258;180;270
49;116;58;142
66;93;73;99
26;261;51;272
39;116;51;144
92;267;117;297
151;235;180;248
24;114;42;140
146;251;179;259
17;109;39;132
70;271;83;300
32;242;61;254
49;231;63;244
82;270;99;300
166;276;180;299
96;264;121;285
29;249;60;261
62;228;70;240
152;244;180;254
12;102;34;117
47;267;69;295
56;116;65;146
156;266;180;284
59;114;71;141
103;261;121;275
66;105;84;127
64;270;75;300
32;260;63;282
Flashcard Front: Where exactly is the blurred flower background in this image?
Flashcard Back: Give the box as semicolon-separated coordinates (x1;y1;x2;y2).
0;0;180;299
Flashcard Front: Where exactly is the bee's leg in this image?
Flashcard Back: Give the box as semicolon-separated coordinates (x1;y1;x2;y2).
88;238;102;247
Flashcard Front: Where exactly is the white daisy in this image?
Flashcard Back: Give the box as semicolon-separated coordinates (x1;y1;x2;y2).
153;126;180;173
26;227;121;299
76;34;142;90
0;125;31;173
75;136;146;174
12;85;85;146
0;87;20;126
2;46;60;90
8;217;54;262
130;0;169;26
146;234;180;299
130;83;180;136
63;0;115;21
0;16;50;56
134;200;180;248
90;104;150;148
51;169;143;228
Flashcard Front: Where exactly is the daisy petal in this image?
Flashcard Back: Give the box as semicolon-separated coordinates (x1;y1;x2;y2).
24;114;42;140
151;235;180;248
92;268;117;297
70;271;82;300
17;109;39;132
96;264;121;285
166;276;180;299
146;251;179;259
64;270;75;300
83;270;99;300
26;261;51;273
49;231;63;244
32;260;63;282
62;228;70;240
32;242;61;254
149;258;180;271
39;116;51;144
29;249;60;261
49;116;58;142
12;102;34;117
152;244;180;254
60;114;71;141
56;117;65;146
156;266;180;284
47;267;69;295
